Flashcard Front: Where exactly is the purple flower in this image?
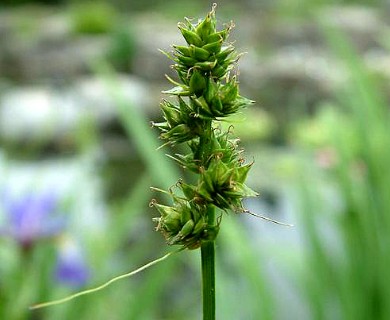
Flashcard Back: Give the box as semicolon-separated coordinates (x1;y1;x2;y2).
0;191;66;248
55;238;90;288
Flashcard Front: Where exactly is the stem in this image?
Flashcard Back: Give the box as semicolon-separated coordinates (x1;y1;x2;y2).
195;120;212;164
201;206;216;320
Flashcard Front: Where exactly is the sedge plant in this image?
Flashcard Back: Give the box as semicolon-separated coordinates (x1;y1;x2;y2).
30;4;283;319
149;4;258;319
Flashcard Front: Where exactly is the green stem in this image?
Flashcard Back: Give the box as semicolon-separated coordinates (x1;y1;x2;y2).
195;120;212;164
201;206;216;320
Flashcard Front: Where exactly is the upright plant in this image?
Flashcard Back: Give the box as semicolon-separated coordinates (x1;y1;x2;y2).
150;4;257;319
30;4;266;318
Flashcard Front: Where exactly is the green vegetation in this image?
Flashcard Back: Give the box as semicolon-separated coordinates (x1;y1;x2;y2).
69;2;118;35
0;1;389;319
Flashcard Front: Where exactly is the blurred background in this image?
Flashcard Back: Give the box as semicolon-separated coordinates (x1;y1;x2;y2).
1;0;390;319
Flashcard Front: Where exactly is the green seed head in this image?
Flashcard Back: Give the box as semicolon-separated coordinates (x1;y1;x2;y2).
152;4;256;250
150;196;215;249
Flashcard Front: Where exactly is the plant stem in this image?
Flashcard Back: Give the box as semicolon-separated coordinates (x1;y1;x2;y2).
201;206;216;320
195;120;212;164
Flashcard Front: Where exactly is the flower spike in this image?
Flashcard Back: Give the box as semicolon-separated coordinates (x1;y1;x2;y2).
152;5;256;250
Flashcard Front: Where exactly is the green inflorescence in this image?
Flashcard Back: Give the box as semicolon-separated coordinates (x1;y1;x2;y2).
150;4;257;250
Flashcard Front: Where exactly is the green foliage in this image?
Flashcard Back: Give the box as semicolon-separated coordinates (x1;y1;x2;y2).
105;25;137;72
296;25;390;319
221;108;276;142
69;1;117;35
